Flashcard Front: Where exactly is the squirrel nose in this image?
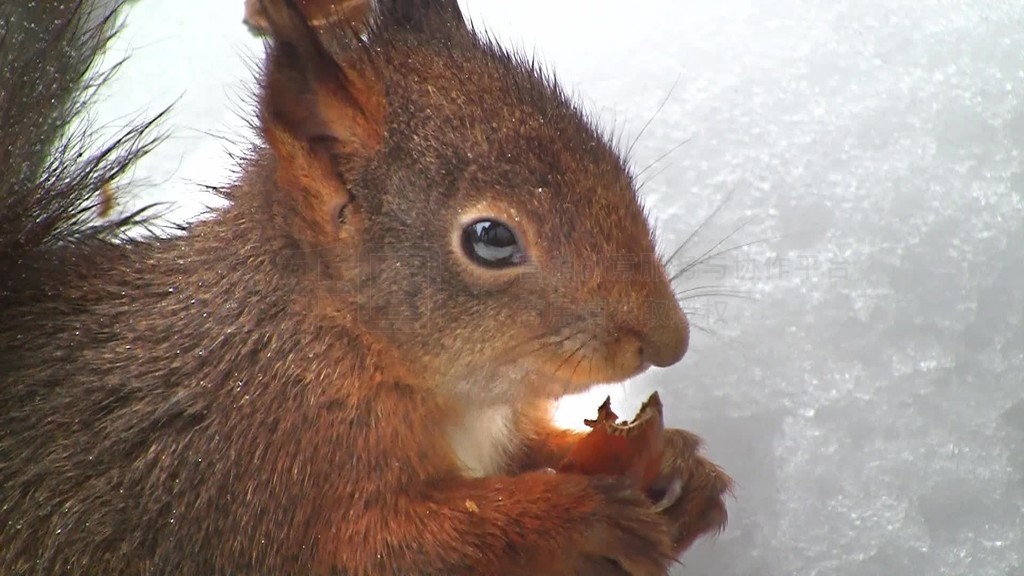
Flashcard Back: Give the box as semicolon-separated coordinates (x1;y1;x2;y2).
641;301;689;368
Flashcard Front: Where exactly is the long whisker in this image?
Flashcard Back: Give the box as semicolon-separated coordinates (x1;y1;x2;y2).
634;136;693;181
502;311;565;353
635;158;678;196
569;335;595;383
671;235;782;283
516;329;576;360
524;330;573;352
664;188;738;268
555;338;588;379
674;283;756;299
686;322;720;337
669;217;754;280
587;344;596;385
674;283;741;296
679;291;759;303
625;75;680;161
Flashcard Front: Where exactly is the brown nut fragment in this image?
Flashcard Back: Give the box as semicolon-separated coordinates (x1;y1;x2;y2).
558;392;665;492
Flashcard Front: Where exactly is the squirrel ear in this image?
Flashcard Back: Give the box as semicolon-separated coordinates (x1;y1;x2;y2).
245;0;374;36
259;0;384;242
377;0;467;33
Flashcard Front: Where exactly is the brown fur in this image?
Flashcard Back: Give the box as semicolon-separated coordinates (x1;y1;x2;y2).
0;1;730;574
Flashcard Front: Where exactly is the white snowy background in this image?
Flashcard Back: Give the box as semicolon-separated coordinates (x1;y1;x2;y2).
92;0;1024;574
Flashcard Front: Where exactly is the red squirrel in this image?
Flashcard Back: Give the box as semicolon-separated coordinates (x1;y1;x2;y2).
0;0;731;574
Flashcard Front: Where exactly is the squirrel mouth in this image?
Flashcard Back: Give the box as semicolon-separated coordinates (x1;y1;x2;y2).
518;350;652;400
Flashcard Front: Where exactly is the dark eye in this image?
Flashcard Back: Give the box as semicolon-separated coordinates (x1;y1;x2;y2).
461;219;526;269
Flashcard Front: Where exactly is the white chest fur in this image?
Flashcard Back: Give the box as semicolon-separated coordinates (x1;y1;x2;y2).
446;404;518;478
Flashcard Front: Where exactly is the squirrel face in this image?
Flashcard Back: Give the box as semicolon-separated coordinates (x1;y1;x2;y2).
259;1;688;405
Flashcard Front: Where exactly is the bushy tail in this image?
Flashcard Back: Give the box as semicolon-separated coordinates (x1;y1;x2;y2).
0;0;159;282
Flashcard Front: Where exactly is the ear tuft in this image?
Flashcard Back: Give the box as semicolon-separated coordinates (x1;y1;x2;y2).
259;0;384;245
377;0;466;33
245;0;374;36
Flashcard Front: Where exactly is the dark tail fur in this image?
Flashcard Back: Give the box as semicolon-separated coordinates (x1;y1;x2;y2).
0;0;159;287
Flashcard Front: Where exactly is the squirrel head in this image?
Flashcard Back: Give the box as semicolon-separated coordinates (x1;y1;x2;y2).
257;0;688;405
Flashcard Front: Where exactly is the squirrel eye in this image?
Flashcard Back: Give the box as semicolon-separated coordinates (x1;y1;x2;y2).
461;219;525;269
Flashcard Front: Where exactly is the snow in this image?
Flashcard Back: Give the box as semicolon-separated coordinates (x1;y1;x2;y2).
95;0;1024;574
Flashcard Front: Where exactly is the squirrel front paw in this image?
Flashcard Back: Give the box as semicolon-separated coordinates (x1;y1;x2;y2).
646;428;733;555
577;476;676;576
